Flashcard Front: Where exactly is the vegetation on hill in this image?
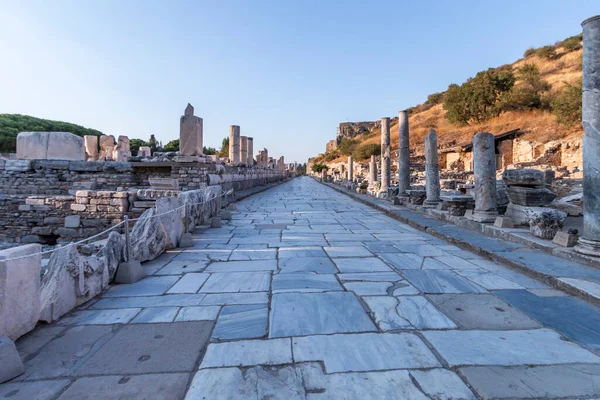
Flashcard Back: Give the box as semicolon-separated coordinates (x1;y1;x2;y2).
0;114;103;152
313;33;584;165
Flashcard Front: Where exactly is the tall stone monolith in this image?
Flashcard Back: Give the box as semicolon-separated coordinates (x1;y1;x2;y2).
398;110;410;194
424;129;441;206
369;155;377;186
180;104;203;156
472;132;498;222
84;135;98;160
381;117;391;192
348;156;354;181
576;15;600;257
247;137;254;166
229;125;240;165
240;136;248;166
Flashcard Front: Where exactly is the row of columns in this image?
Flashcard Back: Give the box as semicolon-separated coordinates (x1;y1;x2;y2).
228;126;269;167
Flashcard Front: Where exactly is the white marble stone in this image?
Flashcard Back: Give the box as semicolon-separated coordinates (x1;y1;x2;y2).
57;308;141;325
558;278;600;300
293;333;440;373
379;252;424;269
455;269;525;290
200;338;292;368
154;260;209;275
92;294;206;309
212;304;268;340
324;246;373;258
278;247;326;258
104;276;180;297
337;272;402;282
175;306;220;321
278;257;338;273
364;296;456;330
410;369;476;400
199;272;271;293
423;328;600;367
199;292;268;305
228;249;277;261
272;273;342;293
132;307;179;323
333;257;393;273
204;260;277;272
167;273;210;294
433;255;480;270
343;281;392;295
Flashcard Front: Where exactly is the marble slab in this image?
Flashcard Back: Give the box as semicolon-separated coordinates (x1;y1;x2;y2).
57;308;141;325
104;276;180;297
410;369;476;400
204;260;277;272
200;338;292;368
272;273;342;293
333;257;393;273
131;307;179;323
379;252;424;269
91;294;206;309
199;272;271;293
293;333;441;373
199;292;268;305
154;260;209;275
423;328;600;367
211;304;268;340
228;249;278;261
402;270;487;294
175;306;220;321
324;246;374;257
278;257;338;273
337;272;402;282
343;282;393;295
454;269;525;290
364;296;456;330
278;246;326;258
433;255;480;270
167;273;210;294
269;292;376;337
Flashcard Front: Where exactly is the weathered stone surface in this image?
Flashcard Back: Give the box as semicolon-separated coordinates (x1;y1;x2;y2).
149;178;179;190
525;208;567;239
380;117;391;191
229;125;240;164
0;379;69;399
64;215;81;228
472;132;498;222
553;231;578;247
398;110;410;194
506;186;556;206
156;197;184;249
180;103;203;156
17;132;85;161
4;159;32;171
0;336;24;383
424;129;441;205
83;135;98;160
0;244;41;340
130;207;169;262
502;168;544;187
201;338;292;368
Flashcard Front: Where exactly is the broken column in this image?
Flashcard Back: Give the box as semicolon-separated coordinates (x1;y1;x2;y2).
262;148;269;168
472;132;498;222
113;135;131;161
99;135;115;161
398;110;410;194
424;129;441;207
84;135;98;160
179;103;203;156
229;125;241;165
369;155;378;187
380;117;391;193
576;15;600;257
348;156;354;181
240;136;248;166
247;137;254;166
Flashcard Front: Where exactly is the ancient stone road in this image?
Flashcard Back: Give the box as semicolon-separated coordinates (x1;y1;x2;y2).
4;176;600;399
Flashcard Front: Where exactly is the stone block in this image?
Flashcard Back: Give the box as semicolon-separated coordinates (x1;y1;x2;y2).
502;168;545;187
21;235;41;243
0;244;41;340
64;215;81;228
25;197;45;206
69;160;104;172
0;337;24;383
156;197;184;249
70;203;86;212
506;186;556;206
17;132;85;160
4;160;32;172
211;217;222;228
221;210;232;220
130;208;169;262
115;261;145;284
493;216;514;228
55;227;78;236
149;178;180;190
525;208;567;239
553;231;579;247
34;159;70;170
84;135;98;160
179;233;194;248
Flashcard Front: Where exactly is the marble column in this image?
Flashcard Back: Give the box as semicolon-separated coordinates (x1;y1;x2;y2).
369;155;378;186
398;110;411;194
229;125;240;165
240;136;248;166
472;132;498;222
576;15;600;257
348;156;354;181
380;117;391;192
424;129;441;206
247;137;254;166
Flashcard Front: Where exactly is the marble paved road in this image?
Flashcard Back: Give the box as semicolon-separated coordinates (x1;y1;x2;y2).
5;176;600;399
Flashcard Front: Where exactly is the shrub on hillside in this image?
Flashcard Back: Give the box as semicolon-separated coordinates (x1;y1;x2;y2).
551;80;582;127
500;63;552;112
536;45;557;59
353;143;380;161
523;47;536;57
562;36;582;52
425;92;444;106
322;150;340;162
338;137;359;156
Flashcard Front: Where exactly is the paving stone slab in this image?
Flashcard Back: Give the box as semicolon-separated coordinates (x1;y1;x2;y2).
332;257;393;273
343;281;393;295
269;292;376;337
378;252;424;269
323;246;373;258
199;292;268;305
423;328;600;367
166;273;210;294
75;321;212;375
204;260;277;272
364;295;456;330
199;272;271;293
433;254;480;270
496;289;600;349
154;260;209;275
293;332;441;373
272;273;342;293
15;326;68;361
428;293;541;330
211;304;268;340
0;379;70;400
200;338;292;368
454;269;525;290
131;307;180;323
58;373;189;400
459;364;600;400
278;257;338;273
57;308;141;325
410;369;477;400
337;272;402;282
402;270;487;293
91;294;206;309
500;250;600;282
175;306;220;321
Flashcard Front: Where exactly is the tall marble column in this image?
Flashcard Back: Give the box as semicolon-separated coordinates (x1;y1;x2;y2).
424;129;441;206
247;137;254;166
472;132;498;222
576;15;600;257
229;125;240;165
380;117;391;192
240;136;248;166
369;155;378;186
348;156;354;181
398;110;411;194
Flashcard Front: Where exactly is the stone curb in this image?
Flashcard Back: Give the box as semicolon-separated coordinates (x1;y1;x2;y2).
320;180;600;306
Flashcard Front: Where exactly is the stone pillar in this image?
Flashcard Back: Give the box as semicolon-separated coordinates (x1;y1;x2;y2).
576;15;600;257
262;148;269;168
424;129;441;206
472;132;498;222
179;103;203;156
240;136;248;166
369;155;377;186
229;125;240;165
247;137;254;166
83;135;98;160
348;156;354;181
381;117;391;192
398;110;411;194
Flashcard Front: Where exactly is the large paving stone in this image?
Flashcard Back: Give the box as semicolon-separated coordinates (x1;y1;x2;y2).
103;276;180;297
75;321;212;375
402;270;487;293
423;328;600;367
332;257;393;273
15;326;67;361
410;369;476;400
0;379;70;400
496;289;600;349
428;293;541;330
204;260;277;272
278;257;338;273
58;373;189;400
200;338;292;368
91;294;207;309
199;272;270;293
460;364;600;399
293;332;441;373
364;295;456;330
500;250;600;282
211;304;268;340
272;273;342;293
269;292;376;337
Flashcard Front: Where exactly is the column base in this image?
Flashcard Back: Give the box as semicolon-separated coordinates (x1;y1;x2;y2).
115;261;144;284
0;337;24;383
472;210;498;223
423;200;441;208
574;237;600;257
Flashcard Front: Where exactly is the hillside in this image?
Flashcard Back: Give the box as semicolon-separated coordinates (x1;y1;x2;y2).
313;35;583;165
0;114;103;153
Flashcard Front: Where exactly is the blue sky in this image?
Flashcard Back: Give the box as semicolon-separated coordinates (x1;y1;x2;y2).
1;0;597;163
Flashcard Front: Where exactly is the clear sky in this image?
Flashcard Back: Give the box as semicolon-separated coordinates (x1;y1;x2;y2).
1;0;597;163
